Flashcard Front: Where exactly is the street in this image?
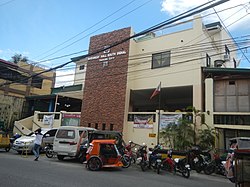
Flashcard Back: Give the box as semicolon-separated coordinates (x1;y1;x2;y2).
0;150;234;187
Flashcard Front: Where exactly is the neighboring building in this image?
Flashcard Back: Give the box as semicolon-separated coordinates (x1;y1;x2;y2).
12;60;84;134
0;59;56;130
75;16;249;149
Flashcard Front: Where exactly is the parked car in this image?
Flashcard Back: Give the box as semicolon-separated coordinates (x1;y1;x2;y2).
53;126;96;161
42;128;58;147
12;128;50;154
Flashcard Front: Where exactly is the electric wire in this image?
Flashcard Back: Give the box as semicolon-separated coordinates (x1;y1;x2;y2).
5;3;245;73
2;34;249;85
7;44;250;88
0;0;235;87
37;0;152;61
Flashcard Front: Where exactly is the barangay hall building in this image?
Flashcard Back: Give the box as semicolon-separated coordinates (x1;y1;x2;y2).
72;16;250;150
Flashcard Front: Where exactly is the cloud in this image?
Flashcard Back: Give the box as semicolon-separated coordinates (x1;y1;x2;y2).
161;0;250;30
55;69;75;87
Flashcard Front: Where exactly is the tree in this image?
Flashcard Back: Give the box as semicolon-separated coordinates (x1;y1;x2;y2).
10;54;28;64
198;127;215;150
160;118;194;151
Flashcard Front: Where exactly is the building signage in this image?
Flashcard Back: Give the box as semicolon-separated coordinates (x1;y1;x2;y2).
62;114;81;118
133;114;154;129
87;50;127;62
149;133;156;138
160;114;182;131
62;114;81;126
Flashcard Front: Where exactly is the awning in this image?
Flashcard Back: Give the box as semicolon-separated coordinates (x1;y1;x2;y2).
215;125;250;130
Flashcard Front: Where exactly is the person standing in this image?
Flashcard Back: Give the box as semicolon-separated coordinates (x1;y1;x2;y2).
33;128;43;161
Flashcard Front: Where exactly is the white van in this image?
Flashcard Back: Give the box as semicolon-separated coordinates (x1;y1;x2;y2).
53;126;96;161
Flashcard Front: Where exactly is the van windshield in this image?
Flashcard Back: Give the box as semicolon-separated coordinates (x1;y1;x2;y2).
56;129;75;139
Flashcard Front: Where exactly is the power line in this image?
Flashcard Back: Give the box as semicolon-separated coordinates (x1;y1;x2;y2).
8;44;250;88
1;33;249;77
0;0;16;7
37;0;152;61
7;2;243;73
0;0;230;87
179;2;250;55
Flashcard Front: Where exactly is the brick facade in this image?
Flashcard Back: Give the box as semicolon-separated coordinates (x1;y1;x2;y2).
80;27;131;132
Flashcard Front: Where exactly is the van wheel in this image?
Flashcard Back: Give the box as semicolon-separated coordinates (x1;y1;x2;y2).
57;155;65;161
87;157;102;171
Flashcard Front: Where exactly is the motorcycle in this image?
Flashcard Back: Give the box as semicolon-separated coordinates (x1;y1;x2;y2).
45;144;55;158
136;144;162;174
188;146;214;175
120;141;137;168
162;149;191;178
148;145;162;174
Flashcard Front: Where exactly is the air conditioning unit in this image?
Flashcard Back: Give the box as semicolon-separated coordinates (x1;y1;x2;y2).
224;54;230;61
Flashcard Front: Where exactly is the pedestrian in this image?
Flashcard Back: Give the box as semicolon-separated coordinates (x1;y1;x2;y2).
33;128;43;161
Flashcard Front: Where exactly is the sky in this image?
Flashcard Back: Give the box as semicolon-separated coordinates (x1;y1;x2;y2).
0;0;250;87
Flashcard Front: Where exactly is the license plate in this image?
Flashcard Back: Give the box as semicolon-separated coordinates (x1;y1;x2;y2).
157;159;162;163
185;164;190;168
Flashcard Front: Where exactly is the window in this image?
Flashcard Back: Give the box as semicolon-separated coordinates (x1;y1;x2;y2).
79;65;85;70
95;123;98;129
152;51;170;69
56;129;75;139
31;76;43;89
102;123;106;130
88;123;91;127
110;124;114;131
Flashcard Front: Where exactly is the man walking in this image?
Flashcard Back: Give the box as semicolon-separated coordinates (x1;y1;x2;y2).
33;128;43;161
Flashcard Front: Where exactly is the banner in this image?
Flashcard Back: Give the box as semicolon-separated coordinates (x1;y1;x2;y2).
43;115;54;128
160;114;182;131
133;115;154;129
61;113;81;126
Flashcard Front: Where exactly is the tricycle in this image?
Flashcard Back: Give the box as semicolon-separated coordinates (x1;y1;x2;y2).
86;139;123;171
224;137;250;186
0;132;11;152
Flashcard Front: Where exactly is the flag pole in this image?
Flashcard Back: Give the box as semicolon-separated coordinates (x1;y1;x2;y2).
157;82;161;145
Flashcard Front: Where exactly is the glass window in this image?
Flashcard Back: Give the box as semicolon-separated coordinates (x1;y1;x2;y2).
79;65;85;70
152;51;170;69
56;129;75;139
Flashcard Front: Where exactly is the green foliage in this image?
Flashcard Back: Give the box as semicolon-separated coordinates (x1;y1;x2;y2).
10;54;28;64
160;106;216;151
160;119;194;151
198;127;215;150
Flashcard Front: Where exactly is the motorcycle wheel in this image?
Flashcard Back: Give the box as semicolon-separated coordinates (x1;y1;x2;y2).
157;164;161;174
140;160;147;171
181;168;190;178
5;146;10;152
78;154;86;163
162;162;172;172
204;163;215;175
122;155;131;168
194;162;202;173
46;148;53;158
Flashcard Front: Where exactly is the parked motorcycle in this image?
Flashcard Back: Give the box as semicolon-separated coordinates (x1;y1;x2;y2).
207;153;226;176
187;146;214;175
45;144;54;158
162;149;190;178
120;141;137;168
136;144;162;174
148;145;162;174
9;133;21;147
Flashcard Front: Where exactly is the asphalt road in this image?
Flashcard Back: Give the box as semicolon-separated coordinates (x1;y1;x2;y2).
0;150;234;187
